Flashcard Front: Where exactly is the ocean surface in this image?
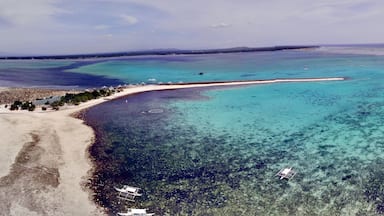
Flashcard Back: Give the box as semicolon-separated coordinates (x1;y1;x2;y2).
0;60;122;89
2;46;384;215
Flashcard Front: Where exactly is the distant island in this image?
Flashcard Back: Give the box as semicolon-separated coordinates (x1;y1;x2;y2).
0;45;318;60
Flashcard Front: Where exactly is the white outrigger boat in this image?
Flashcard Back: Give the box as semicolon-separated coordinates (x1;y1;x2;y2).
115;185;142;202
276;167;296;180
117;208;154;216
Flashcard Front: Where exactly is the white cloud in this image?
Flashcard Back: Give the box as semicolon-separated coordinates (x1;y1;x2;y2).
104;33;113;38
210;22;231;28
94;24;109;30
119;14;138;25
1;0;384;55
0;0;66;27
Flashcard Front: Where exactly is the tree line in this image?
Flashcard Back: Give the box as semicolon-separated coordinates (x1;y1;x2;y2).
8;88;117;111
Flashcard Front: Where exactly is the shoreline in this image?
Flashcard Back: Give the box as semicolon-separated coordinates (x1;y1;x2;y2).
58;77;346;114
0;77;345;215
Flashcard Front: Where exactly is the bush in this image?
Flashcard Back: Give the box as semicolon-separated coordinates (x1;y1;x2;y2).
92;90;101;98
44;88;117;108
20;101;36;111
28;104;36;111
21;102;30;110
13;100;22;106
42;107;47;111
10;100;23;110
51;100;64;108
10;104;18;110
50;101;61;110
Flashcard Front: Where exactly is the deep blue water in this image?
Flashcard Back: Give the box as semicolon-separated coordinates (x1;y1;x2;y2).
0;60;123;89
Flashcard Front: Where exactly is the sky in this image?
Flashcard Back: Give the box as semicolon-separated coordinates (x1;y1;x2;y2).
0;0;383;55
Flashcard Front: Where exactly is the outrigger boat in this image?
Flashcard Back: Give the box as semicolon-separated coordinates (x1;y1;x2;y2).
115;185;142;202
276;167;296;180
117;208;154;216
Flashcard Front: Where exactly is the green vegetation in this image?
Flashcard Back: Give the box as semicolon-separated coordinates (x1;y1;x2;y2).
7;87;119;112
10;100;22;110
9;100;35;111
21;101;36;111
59;89;114;106
46;88;117;110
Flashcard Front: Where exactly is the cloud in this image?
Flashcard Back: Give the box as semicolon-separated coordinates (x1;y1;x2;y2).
210;22;231;28
295;0;381;23
94;24;109;30
103;33;113;38
1;0;384;55
0;0;66;27
119;14;138;25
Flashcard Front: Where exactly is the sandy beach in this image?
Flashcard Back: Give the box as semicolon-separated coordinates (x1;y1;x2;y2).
0;77;344;215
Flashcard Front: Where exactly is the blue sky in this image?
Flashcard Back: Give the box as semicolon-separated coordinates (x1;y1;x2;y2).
0;0;383;55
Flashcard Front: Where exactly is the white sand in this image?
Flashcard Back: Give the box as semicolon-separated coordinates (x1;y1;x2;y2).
0;77;344;215
0;111;103;215
0;87;9;92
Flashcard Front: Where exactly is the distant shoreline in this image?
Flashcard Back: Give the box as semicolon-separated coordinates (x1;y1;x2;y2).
0;45;318;60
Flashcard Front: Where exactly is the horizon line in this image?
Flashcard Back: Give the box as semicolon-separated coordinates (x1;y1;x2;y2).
1;42;384;60
0;45;318;60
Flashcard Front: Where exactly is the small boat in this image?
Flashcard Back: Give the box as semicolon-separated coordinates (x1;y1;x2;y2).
117;208;154;216
276;167;296;180
147;78;157;83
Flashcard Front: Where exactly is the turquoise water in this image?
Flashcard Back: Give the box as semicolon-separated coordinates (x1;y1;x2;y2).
166;82;384;215
82;49;384;215
70;51;383;83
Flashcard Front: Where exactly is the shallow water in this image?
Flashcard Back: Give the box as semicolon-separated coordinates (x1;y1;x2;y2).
70;50;373;83
83;48;384;215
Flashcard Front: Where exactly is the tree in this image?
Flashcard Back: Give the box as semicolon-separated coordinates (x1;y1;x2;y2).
10;100;22;110
50;101;61;110
21;102;30;110
28;103;36;111
20;101;36;111
10;104;18;110
14;100;22;106
92;90;101;98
